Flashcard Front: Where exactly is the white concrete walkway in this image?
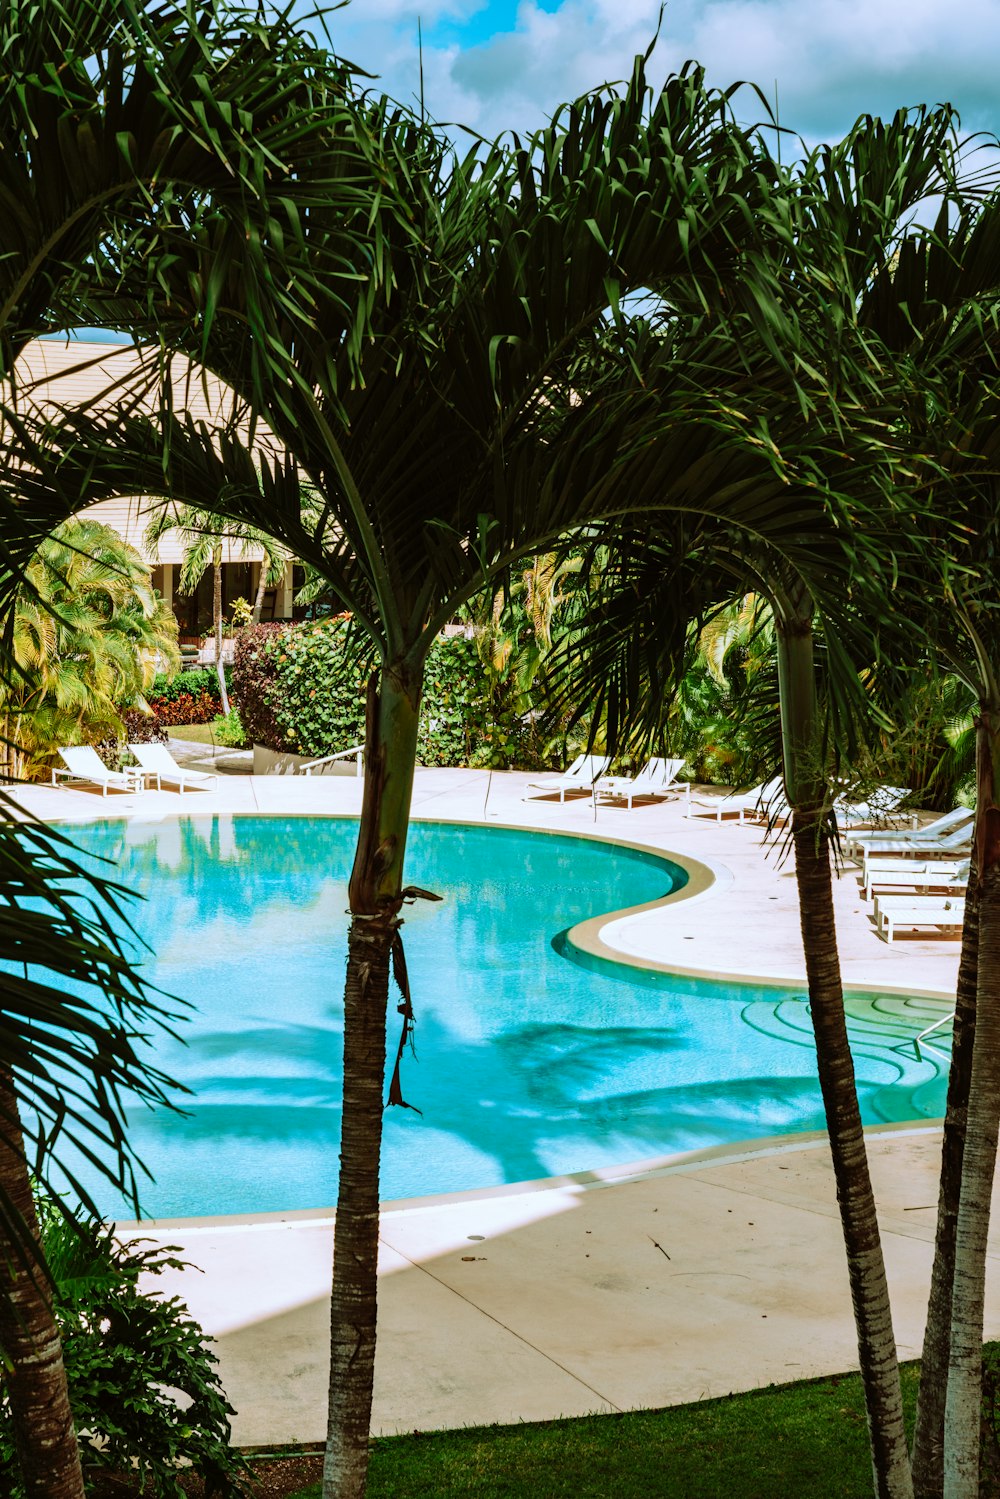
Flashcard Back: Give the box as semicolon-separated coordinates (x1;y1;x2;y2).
10;768;984;1446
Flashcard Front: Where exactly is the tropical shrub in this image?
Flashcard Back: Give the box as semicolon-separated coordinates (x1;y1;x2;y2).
0;1203;248;1498
229;623;288;747
3;519;180;779
211;707;250;747
232;619;530;766
147;667;224;726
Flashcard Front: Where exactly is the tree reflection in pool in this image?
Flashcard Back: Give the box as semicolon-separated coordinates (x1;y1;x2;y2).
52;815;946;1219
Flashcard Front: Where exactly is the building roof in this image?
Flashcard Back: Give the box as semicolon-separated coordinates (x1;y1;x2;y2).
16;339;282;566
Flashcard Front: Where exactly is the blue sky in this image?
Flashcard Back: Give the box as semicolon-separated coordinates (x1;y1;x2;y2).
292;0;1000;149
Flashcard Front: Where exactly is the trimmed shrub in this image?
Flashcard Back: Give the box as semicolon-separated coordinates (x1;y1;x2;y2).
121;710;169;746
230;623;291;749
232;620;528;767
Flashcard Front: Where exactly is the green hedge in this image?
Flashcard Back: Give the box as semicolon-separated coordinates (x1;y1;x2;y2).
232;620;533;767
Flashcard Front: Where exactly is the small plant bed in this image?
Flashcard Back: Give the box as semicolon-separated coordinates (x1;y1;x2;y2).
164;715;249;749
83;1449;324;1497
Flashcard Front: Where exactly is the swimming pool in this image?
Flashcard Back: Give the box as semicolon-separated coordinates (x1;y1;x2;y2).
54;815;948;1219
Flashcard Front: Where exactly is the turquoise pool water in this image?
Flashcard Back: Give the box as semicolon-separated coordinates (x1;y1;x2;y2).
54;815;948;1219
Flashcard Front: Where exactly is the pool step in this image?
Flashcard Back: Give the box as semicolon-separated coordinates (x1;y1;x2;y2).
740;992;951;1124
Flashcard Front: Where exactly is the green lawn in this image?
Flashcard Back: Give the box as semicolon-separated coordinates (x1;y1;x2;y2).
164;722;218;744
290;1365;924;1498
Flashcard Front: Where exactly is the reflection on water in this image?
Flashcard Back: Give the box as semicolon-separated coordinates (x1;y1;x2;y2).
49;816;942;1218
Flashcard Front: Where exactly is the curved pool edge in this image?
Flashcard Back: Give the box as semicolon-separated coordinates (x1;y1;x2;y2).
48;799;957;1008
113;1118;947;1235
33;799;956;1226
567;855;955;1007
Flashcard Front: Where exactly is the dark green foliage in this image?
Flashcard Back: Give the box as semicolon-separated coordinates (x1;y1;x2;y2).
232;621;529;767
419;636;521;768
147;669;224;727
0;1202;248;1498
229;624;288;750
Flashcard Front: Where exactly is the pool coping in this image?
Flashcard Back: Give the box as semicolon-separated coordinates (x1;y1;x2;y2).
115;1118;945;1234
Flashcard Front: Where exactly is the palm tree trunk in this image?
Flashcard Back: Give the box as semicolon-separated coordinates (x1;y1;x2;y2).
324;660;422;1499
251;561;269;626
777;601;912;1499
1;711;11;782
213;554;230;715
943;710;1000;1499
0;1066;85;1498
911;864;978;1499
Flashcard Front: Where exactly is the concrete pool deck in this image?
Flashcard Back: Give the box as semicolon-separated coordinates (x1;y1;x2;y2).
10;766;989;1446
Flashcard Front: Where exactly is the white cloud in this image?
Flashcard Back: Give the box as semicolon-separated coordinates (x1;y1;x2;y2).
311;0;1000;146
686;0;1000;140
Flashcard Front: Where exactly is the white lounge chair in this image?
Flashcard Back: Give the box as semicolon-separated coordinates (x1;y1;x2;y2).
857;823;972;879
593;757;688;810
691;775;786;824
523;753;611;803
844;805;973;859
51;745;143;796
875;893;965;943
129;742;219;793
862;857;969;901
835;784;915;831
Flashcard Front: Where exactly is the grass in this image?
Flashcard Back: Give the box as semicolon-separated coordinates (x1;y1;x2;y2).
164;722;218;745
288;1364;924;1498
164;715;249;749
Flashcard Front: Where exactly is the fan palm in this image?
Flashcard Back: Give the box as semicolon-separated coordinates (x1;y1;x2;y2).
2;517;179;780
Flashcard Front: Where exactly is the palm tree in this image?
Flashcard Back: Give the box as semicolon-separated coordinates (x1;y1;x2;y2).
880;236;1000;1497
2;517;179;781
545;508;922;1499
0;3;371;1492
7;62;835;1496
809;168;1000;1497
533;106;982;1499
144;505;285;714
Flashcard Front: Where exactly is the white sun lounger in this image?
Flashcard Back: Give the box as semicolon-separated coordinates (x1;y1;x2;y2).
835;785;915;831
51;745;143;795
691;775;786;824
523;753;611;803
129;742;219;793
862;858;968;901
875;894;966;943
858;823;972;878
593;757;688;810
844;805;973;860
